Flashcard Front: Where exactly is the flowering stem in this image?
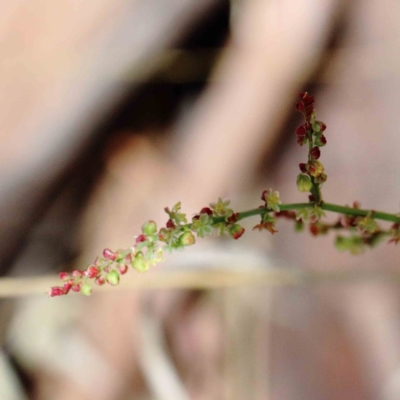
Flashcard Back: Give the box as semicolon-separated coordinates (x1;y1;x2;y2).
49;92;400;298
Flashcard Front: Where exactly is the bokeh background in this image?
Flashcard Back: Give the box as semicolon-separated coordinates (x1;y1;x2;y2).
2;0;400;399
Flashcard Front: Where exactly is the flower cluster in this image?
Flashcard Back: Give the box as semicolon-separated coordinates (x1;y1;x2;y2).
50;200;245;297
295;92;327;203
252;189;282;233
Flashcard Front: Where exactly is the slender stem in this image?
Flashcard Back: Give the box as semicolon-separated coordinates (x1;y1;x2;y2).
320;202;400;223
222;202;400;225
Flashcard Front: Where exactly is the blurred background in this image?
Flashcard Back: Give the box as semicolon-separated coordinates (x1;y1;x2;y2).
2;0;400;399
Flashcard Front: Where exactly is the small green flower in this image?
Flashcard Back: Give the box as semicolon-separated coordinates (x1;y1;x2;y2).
210;198;232;217
310;206;326;221
357;217;379;233
81;282;93;296
106;270;120;286
191;213;214;238
296;208;311;222
296;174;312;193
164;202;187;225
142;220;157;235
132;252;149;272
262;189;281;212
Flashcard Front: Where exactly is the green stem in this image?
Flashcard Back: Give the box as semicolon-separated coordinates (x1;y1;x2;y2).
224;202;400;225
320;202;400;223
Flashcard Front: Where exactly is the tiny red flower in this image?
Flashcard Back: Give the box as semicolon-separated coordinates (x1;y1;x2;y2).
303;95;315;106
229;224;245;239
295;125;307;137
310;146;321;160
135;234;147;243
72;270;83;278
200;207;213;216
227;213;239;224
59;272;69;281
118;264;128;275
86;265;100;279
95;277;106;286
63;282;72;294
295;101;304;111
71;283;82;292
103;248;117;261
49;286;65;297
166;219;176;229
299;163;307;173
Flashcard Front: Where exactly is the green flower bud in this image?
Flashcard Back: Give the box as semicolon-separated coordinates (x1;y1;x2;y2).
132;253;149;272
178;231;196;246
106;270;120;286
81;282;93;296
142;220;157;235
229;224;245;239
296;174;313;192
307;160;324;177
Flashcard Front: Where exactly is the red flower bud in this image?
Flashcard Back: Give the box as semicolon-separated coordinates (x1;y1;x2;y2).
310;146;321;160
135;234;147;243
299;163;307;173
118;264;128;275
95;277;106;286
295;125;307;137
63;282;72;294
71;283;82;292
200;207;213;216
166;219;176;229
227;213;239;224
103;248;117;261
86;265;100;279
261;190;268;201
303;95;315;106
49;286;65;297
229;224;245;240
295;101;304;111
72;270;83;278
297;135;307;146
59;272;69;281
